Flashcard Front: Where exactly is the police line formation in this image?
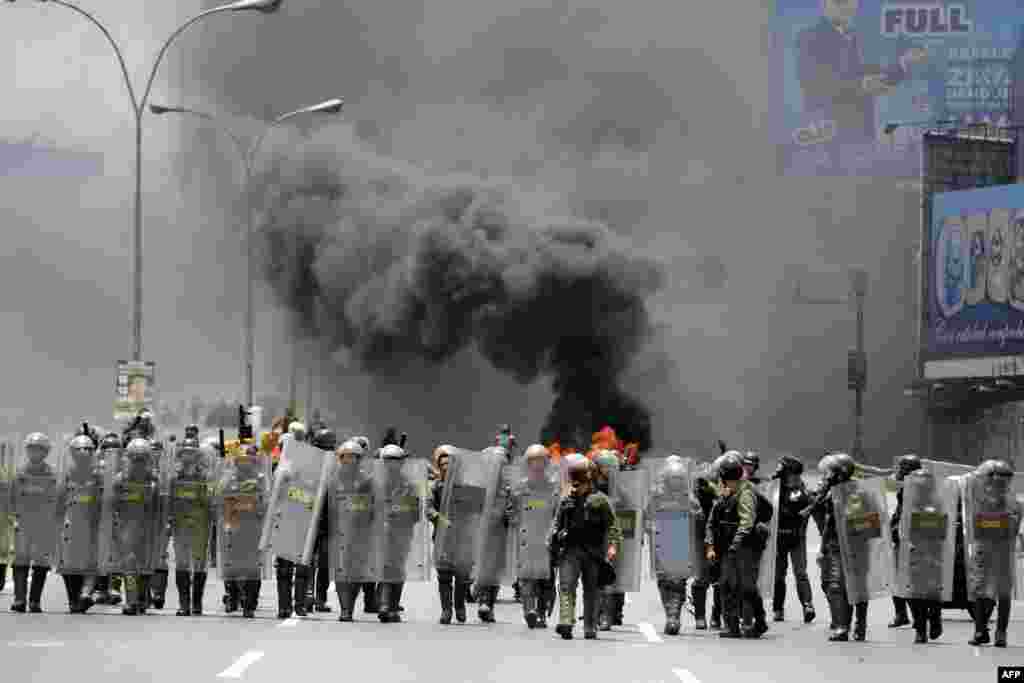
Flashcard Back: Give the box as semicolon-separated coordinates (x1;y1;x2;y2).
0;414;1020;647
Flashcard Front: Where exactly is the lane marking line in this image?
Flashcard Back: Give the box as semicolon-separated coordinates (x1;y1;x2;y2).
637;622;663;643
217;651;265;679
673;668;701;683
277;618;299;628
8;642;64;648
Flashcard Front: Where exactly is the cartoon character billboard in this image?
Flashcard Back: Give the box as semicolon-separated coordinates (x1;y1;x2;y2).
926;185;1024;378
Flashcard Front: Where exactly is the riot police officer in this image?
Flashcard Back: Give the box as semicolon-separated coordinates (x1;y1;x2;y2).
427;445;465;624
771;455;815;623
965;459;1020;647
889;453;921;629
550;455;623;640
10;432;59;613
306;427;336;613
692;461;722;629
705;451;762;638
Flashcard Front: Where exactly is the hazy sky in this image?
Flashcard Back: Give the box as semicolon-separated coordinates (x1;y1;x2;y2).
0;0;922;461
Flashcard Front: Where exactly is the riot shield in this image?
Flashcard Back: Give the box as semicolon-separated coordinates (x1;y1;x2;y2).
370;458;428;583
647;457;698;581
216;450;271;581
12;440;60;567
147;442;172;574
56;441;103;574
259;439;330;565
473;447;517;587
607;467;649;593
328;455;375;584
96;445;159;576
963;473;1018;600
0;439;15;567
755;479;780;599
831;477;894;603
894;469;957;602
433;449;489;576
511;457;559;581
169;443;214;572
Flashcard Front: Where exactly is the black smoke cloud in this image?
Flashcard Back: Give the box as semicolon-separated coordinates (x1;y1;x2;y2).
257;136;663;451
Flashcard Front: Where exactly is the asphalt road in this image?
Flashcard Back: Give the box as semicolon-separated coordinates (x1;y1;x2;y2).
2;544;1021;683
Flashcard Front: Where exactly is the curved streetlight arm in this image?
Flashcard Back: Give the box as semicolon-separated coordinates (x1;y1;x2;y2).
40;0;139;114
150;105;250;172
248;98;344;169
139;3;249;120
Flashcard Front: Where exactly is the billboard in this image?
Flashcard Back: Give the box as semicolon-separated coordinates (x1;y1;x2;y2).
772;1;1023;177
0;136;104;178
115;361;156;423
925;184;1024;379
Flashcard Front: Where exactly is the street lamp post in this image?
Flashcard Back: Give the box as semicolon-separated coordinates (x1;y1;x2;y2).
150;98;344;411
793;267;869;460
12;0;283;362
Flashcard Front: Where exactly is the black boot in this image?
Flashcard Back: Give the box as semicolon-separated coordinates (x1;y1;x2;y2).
513;579;521;603
362;583;379;613
665;587;683;636
242;580;259;618
827;590;850;641
337;583;356;622
614;592;625;626
852;602;868;641
389;582;405;622
149;569;168;609
63;575;80;613
599;591;614;631
293;567;308;617
692;582;708;630
73;576;93;614
191;572;207;616
478;585;495;623
710;586;722;629
137;575;150;614
928;603;943;641
224;580;240;613
454;578;468;623
28;566;48;613
438;577;453;625
11;565;28;612
337;583;355;622
91;575;111;605
719;616;743;638
969;599;992;645
995;598;1010;648
377;583;392;623
175;571;191;616
0;563;6;592
315;565;331;612
890;596;910;628
535;588;548;629
910;601;927;643
582;588;598;639
276;565;293;619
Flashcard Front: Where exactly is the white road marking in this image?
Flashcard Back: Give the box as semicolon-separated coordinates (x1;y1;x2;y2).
8;642;64;648
217;651;265;679
673;669;701;683
637;622;663;643
277;618;299;628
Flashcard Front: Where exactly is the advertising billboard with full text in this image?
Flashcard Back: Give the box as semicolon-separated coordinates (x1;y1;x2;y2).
772;1;1023;178
926;184;1024;379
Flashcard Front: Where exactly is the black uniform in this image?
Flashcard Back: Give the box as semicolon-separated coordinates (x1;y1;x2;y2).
427;477;470;624
773;479;814;619
707;480;763;637
810;481;867;641
691;476;722;628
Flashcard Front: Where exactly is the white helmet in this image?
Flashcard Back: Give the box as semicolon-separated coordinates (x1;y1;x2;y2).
24;432;51;451
337;439;365;457
380;444;406;460
524;444;549;461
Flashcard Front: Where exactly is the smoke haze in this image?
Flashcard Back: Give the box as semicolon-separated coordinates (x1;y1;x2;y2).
0;0;922;462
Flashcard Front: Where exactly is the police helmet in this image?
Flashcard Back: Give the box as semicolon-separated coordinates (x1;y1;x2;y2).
380;444;406;460
24;432;51;451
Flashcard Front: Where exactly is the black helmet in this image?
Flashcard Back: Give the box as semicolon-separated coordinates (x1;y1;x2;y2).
312;428;337;451
775;455;804;478
829;452;856;483
741;451;760;471
718;452;744;482
895;453;922;481
100;433;121;451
